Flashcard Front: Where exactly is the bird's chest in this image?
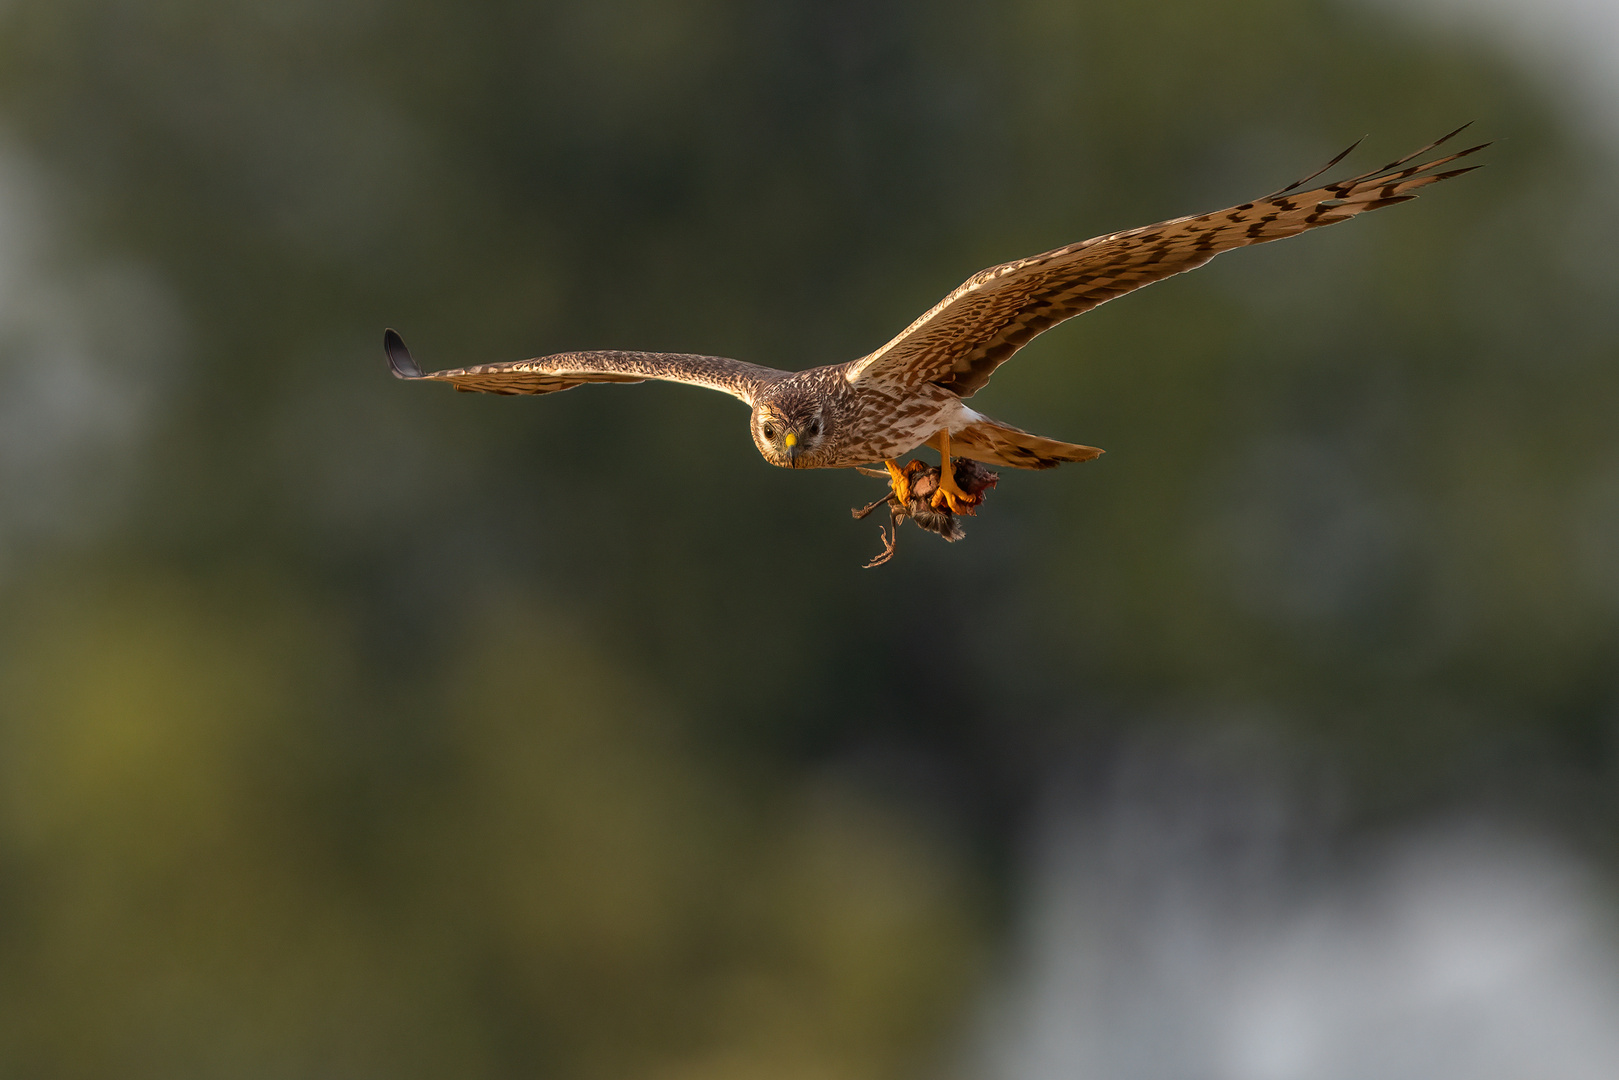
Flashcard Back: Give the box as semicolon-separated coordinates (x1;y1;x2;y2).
835;384;958;463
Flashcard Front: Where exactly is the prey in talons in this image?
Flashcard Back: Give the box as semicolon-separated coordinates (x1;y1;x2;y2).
853;458;1000;568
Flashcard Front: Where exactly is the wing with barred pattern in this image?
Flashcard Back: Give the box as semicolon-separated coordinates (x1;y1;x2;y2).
384;329;782;406
846;126;1487;399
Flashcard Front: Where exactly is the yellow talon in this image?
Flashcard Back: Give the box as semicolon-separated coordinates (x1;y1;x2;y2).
927;429;977;514
883;459;911;504
930;466;974;514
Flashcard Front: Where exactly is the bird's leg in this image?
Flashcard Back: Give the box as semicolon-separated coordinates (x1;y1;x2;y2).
883;458;912;505
928;430;975;513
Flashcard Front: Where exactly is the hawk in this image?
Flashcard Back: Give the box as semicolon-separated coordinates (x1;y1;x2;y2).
387;127;1485;516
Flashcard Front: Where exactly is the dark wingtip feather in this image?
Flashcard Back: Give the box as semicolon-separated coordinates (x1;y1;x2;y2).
1267;135;1368;199
1378;121;1474;171
384;328;423;379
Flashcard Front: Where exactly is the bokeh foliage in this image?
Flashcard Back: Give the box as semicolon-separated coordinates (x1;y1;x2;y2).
0;0;1615;1075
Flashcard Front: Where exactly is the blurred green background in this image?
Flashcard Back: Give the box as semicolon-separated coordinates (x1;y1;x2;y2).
0;0;1615;1076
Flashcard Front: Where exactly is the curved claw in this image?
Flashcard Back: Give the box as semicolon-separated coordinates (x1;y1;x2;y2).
384;328;424;379
883;459;912;505
928;461;981;516
929;487;973;514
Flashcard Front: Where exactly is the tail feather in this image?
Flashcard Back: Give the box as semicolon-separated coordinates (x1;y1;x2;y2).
951;419;1103;470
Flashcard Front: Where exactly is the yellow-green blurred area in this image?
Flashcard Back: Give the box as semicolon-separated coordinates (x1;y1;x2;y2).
0;0;1615;1076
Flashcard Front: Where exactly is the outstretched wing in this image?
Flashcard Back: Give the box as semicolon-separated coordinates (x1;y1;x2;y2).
846;126;1488;399
384;329;783;406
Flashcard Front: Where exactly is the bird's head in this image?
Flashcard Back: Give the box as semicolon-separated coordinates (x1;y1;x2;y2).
751;391;828;468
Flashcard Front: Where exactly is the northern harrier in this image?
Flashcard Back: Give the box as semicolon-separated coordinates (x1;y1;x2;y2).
387;127;1485;516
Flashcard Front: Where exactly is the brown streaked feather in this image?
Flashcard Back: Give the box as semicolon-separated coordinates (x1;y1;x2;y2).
951;418;1104;470
384;329;784;405
845;128;1487;399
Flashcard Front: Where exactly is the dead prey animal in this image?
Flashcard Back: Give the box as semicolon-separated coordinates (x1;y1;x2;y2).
852;458;1000;568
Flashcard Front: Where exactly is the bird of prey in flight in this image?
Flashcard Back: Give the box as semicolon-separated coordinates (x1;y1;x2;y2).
386;126;1485;518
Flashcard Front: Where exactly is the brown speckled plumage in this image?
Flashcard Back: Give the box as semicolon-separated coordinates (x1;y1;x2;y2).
388;128;1485;483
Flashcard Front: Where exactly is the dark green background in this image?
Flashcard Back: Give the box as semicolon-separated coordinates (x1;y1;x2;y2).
0;1;1614;1076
